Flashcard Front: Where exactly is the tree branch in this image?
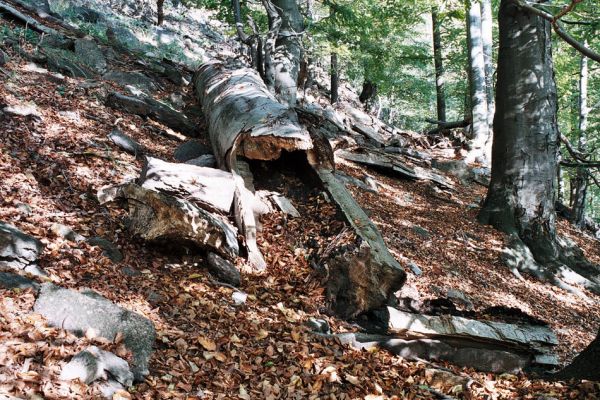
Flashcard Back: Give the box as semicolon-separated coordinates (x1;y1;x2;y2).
517;0;600;63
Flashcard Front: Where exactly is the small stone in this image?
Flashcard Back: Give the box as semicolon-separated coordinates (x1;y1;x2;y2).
108;129;144;156
174;140;212;162
408;262;422;276
74;39;107;73
447;289;474;311
0;49;9;66
305;318;330;334
50;223;85;242
411;225;431;239
121;266;142;277
232;291;247;306
146;291;165;305
185;154;216;168
87;237;123;262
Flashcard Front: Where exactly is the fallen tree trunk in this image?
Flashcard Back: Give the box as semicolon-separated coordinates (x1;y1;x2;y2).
193;61;312;166
109;183;239;260
315;308;558;373
0;0;58;35
337;148;454;190
193;61;312;270
426;118;470;135
106;92;197;137
305;128;406;317
139;157;235;214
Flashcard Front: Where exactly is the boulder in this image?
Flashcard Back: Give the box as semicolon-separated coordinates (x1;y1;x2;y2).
103;70;157;93
34;284;155;381
0;222;45;276
0;49;9;66
74;39;107;73
0;271;39;291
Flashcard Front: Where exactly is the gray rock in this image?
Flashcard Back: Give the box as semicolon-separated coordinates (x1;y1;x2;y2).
447;289;474;310
0;272;38;291
146;291;164;306
87;237;123;262
106;24;144;52
75;39;107;73
108;129;144;156
45;48;95;78
432;159;472;184
185;154;216;168
50;223;85;242
174;140;212;162
35;284;155;381
0;222;44;272
60;346;133;387
42;34;74;50
408;262;422;276
0;49;9;66
207;252;240;286
411;225;431;239
305;318;330;334
15;202;32;215
121;266;141;277
103;70;157;93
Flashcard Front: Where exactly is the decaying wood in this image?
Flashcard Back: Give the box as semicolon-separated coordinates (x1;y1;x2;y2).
311;168;407;318
337;148;454;189
112;183;239;260
106;92;196;136
316;308;558;373
139;157;235;214
193;61;312;270
193;61;312;166
0;0;58;35
207;252;241;287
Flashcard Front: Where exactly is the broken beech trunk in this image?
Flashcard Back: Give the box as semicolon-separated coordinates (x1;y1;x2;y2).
193;61;405;316
193;61;312;270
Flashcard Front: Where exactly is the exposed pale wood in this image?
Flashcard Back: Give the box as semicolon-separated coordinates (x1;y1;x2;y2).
119;183;239;260
337;149;453;189
193;61;312;166
139;157;235;214
106;92;197;136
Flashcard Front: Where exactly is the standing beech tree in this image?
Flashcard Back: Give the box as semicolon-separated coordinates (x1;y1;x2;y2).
571;47;589;228
478;0;600;294
431;5;446;123
465;0;490;164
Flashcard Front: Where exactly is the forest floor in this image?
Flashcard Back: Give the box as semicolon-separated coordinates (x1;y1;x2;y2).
1;9;600;400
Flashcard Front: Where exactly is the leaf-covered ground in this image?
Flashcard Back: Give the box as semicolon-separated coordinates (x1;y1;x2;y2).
1;16;600;400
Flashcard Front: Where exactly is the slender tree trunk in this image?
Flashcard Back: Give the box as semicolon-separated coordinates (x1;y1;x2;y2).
478;0;559;264
571;48;589;228
480;0;494;128
157;0;164;25
330;52;339;104
431;7;446;122
465;0;490;164
359;80;377;110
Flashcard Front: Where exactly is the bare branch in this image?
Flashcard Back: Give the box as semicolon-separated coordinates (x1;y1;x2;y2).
517;0;600;63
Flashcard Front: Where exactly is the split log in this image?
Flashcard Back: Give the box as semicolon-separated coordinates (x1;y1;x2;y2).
193;61;312;270
139;157;235;214
311;167;406;318
106;92;197;136
337;148;454;190
193;61;312;166
115;183;239;260
0;1;58;35
316;308;558;373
